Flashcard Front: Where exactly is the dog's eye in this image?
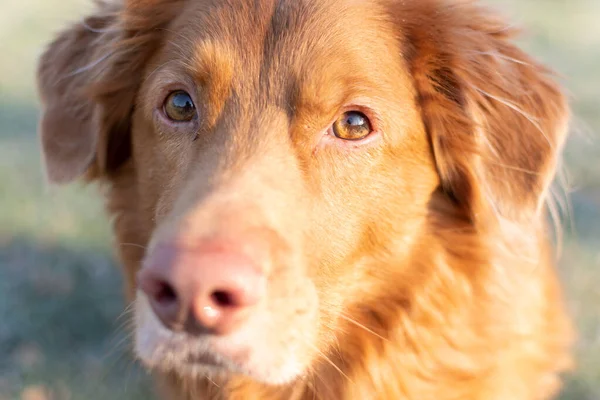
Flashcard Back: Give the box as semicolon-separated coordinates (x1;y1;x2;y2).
163;91;196;122
332;111;372;140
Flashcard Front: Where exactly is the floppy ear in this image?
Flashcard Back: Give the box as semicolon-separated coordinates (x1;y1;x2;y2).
37;0;181;183
37;3;123;183
395;1;569;224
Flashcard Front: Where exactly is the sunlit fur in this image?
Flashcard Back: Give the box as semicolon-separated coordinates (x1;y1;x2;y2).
37;0;573;399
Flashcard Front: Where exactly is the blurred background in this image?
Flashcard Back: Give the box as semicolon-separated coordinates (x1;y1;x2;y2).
0;0;598;399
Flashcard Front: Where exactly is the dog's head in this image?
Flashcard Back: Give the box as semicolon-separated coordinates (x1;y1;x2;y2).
38;0;568;388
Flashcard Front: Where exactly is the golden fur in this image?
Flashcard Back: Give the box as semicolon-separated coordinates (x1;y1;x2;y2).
37;0;573;398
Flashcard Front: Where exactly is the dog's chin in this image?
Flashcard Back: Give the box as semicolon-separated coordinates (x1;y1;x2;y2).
133;293;308;386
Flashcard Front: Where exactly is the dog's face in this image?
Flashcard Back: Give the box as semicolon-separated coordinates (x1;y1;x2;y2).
130;0;438;383
37;0;568;388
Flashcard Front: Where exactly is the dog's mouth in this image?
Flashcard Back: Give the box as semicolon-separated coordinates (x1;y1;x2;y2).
136;329;254;380
134;293;311;384
176;343;251;379
137;332;303;385
185;351;226;367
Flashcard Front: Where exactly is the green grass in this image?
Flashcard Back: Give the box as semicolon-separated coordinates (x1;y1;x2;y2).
0;1;599;399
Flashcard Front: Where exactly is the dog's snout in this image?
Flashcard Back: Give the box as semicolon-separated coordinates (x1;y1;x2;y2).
138;242;266;335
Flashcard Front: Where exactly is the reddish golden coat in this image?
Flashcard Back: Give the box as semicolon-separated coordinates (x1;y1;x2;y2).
37;0;573;398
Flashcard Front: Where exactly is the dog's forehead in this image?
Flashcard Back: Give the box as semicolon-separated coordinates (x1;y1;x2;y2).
176;0;384;33
163;0;396;102
170;0;390;67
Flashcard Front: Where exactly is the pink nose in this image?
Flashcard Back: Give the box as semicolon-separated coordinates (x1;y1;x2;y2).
137;242;265;335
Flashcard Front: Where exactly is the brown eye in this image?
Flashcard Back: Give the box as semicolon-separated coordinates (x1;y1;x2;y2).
163;90;196;122
332;111;372;140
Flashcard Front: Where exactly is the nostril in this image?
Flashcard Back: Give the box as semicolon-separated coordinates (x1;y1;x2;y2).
211;290;235;307
141;274;178;306
155;281;178;304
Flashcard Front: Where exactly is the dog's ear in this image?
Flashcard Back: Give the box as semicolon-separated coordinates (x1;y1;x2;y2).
394;1;569;224
37;3;123;183
37;0;181;183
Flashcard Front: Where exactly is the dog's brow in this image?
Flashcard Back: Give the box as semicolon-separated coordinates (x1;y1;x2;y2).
190;41;235;87
186;40;235;125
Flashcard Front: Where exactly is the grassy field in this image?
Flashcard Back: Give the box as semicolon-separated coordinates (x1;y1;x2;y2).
0;0;599;399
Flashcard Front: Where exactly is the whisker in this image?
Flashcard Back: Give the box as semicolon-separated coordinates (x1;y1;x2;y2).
339;313;389;343
116;300;137;320
104;331;136;363
113;302;137;333
314;373;334;399
206;375;220;388
302;340;353;385
113;319;136;343
119;242;147;250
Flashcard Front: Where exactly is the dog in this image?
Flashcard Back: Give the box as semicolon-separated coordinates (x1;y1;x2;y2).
37;0;574;398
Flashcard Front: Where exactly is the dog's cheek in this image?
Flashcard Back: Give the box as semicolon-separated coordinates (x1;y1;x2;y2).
296;151;380;335
307;138;437;302
253;275;321;382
